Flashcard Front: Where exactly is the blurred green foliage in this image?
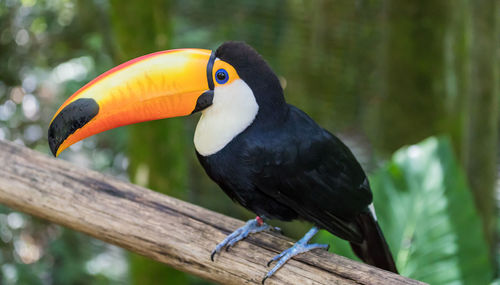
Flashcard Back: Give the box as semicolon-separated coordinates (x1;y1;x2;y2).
0;0;498;284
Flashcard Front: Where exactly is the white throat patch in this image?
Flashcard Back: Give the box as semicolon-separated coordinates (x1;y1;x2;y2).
194;79;259;156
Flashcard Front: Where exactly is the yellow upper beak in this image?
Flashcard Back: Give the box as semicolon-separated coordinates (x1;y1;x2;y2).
48;48;214;156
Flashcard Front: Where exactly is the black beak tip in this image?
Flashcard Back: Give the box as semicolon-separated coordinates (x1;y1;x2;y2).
47;98;100;157
47;126;59;157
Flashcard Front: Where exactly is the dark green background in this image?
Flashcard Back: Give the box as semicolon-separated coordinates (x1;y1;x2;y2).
0;0;498;284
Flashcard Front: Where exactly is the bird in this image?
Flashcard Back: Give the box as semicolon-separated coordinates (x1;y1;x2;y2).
48;41;398;282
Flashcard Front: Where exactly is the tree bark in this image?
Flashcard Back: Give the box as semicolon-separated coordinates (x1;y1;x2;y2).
0;140;426;285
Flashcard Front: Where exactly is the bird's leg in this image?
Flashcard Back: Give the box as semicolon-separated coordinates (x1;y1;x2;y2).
211;216;272;261
263;226;328;284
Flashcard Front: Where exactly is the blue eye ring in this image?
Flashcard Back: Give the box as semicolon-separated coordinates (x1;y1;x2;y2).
215;69;229;84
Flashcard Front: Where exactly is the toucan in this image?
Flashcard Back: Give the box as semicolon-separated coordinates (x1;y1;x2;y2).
48;41;397;282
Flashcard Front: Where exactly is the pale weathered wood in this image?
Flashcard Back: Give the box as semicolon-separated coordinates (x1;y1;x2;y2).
0;140;425;285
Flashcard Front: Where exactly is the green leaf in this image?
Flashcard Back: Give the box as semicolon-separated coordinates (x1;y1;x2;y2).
317;137;493;284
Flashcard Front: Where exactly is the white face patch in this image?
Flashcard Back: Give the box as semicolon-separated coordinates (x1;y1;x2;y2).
194;79;258;156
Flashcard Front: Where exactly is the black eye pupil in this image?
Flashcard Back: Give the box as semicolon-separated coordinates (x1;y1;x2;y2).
215;68;229;84
217;72;226;80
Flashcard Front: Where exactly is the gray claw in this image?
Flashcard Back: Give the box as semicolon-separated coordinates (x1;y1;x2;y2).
261;227;327;282
211;218;270;261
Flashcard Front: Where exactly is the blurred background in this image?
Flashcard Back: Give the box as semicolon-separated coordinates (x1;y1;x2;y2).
0;0;499;284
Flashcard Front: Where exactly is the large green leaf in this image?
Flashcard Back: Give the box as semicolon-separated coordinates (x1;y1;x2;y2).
317;137;493;284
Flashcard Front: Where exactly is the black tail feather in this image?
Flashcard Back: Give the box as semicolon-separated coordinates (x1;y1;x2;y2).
349;211;398;273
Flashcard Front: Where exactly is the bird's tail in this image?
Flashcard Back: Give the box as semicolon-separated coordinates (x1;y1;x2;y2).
349;210;398;273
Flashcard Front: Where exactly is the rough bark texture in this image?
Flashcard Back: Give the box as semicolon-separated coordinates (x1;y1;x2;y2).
0;140;425;285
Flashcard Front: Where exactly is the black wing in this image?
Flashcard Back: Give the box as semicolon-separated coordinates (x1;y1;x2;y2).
244;105;372;243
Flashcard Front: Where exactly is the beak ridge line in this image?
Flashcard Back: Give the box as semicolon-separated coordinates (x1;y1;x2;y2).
206;51;216;90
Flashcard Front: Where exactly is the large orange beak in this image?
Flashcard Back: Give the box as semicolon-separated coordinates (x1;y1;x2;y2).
48;49;215;157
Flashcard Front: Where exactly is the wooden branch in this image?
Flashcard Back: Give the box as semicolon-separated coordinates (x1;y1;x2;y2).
0;140;425;285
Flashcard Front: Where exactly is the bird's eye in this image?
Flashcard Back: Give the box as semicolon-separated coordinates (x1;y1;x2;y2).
215;69;229;84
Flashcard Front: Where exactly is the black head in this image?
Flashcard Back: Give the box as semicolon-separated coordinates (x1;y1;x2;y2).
215;42;286;119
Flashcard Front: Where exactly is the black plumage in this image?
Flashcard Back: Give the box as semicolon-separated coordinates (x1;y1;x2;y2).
197;42;397;272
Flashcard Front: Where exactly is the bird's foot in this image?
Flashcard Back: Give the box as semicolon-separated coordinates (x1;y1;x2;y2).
262;227;328;284
211;216;274;261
